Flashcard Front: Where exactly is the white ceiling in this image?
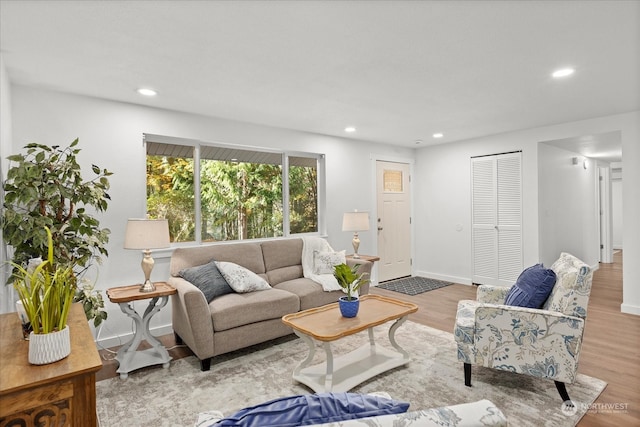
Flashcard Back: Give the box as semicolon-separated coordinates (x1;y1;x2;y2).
1;1;638;155
541;131;623;164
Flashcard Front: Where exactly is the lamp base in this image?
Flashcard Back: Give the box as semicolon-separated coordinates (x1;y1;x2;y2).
139;280;156;293
352;233;361;259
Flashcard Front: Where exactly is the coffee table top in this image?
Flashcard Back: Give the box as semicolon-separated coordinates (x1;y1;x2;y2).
282;294;418;341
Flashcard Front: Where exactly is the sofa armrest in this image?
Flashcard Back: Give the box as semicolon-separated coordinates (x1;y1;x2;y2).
476;284;509;304
168;276;215;360
346;258;372;295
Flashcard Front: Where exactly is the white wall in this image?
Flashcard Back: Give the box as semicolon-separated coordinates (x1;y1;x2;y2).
6;84;640;347
0;54;14;313
612;179;623;249
538;144;599;267
9;85;415;343
414;111;640;315
621;113;640;315
413;138;540;285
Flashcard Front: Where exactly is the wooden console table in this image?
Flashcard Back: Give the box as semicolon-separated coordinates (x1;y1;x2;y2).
0;303;103;427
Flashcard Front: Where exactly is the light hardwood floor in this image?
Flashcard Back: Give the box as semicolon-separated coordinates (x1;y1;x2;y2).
97;251;638;426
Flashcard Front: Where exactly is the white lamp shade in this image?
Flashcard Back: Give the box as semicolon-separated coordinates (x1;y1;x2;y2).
342;211;370;232
124;219;170;250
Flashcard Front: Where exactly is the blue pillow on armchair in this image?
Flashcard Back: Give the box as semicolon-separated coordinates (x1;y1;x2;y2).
504;264;557;308
213;393;409;427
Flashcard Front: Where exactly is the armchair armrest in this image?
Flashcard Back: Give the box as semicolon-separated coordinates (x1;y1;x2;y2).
471;303;585;382
477;284;510;304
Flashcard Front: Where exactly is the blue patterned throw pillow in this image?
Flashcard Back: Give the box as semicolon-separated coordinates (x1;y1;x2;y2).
213;392;410;426
505;264;557;308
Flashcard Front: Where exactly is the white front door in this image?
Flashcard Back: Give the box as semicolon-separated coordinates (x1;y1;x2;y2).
376;161;412;282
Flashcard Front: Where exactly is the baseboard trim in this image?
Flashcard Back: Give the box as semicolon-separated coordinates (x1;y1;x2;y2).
621;303;640;316
412;270;472;286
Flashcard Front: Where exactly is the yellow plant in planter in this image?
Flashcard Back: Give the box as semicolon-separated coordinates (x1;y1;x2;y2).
11;227;77;334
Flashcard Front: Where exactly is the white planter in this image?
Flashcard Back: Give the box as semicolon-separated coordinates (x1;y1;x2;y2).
28;326;71;365
15;300;32;339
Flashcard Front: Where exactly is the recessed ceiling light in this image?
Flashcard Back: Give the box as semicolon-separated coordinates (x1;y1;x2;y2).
137;88;158;96
552;68;575;78
344;126;356;133
432;133;444;138
415;139;423;145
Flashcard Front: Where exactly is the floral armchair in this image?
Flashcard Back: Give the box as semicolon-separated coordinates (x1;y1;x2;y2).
454;252;593;404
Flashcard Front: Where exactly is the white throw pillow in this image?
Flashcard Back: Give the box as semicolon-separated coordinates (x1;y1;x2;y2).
313;250;346;275
215;261;271;293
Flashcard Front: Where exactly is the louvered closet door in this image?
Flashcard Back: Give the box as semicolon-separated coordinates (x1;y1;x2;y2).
471;152;522;286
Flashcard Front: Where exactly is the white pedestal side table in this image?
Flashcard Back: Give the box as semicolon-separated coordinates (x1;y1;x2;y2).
107;282;177;379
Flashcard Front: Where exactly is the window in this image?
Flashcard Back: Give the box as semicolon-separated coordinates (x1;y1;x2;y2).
145;134;323;243
146;144;195;242
288;156;318;234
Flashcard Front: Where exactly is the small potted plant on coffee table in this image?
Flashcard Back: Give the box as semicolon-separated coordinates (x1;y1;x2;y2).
333;263;370;318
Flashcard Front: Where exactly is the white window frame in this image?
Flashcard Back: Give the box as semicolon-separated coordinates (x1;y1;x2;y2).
144;133;326;244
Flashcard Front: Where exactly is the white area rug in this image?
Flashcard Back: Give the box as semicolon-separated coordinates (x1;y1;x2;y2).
96;321;605;426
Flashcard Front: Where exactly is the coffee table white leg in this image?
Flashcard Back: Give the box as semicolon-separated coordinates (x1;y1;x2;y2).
323;342;334;392
292;330;316;378
368;327;376;354
388;315;410;360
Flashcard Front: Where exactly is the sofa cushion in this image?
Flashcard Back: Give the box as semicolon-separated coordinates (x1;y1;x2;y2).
274;278;343;310
212;392;409;427
170;242;266;277
313;250;346;275
504;264;556;308
267;265;304;286
178;260;234;303
261;238;304;271
210;289;299;331
216;261;271;293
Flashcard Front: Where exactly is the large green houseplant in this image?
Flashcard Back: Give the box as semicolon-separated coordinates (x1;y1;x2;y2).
2;139;112;327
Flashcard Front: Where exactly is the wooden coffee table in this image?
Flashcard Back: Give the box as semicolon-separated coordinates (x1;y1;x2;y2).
281;294;418;393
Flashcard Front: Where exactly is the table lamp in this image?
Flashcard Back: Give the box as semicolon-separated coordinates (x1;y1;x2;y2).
124;219;170;292
342;211;370;259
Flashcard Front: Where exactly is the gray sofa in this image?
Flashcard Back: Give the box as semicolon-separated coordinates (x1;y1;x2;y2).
168;238;372;371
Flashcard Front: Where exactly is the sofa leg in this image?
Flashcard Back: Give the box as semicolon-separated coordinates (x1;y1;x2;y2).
174;332;183;345
200;358;211;371
555;381;571;403
464;363;472;387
